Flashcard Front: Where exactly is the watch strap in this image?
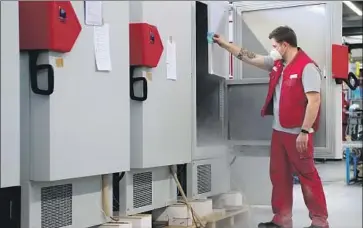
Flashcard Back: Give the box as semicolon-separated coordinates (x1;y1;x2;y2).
301;129;309;134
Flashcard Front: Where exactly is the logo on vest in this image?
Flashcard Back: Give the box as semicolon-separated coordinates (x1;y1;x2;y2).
289;74;298;79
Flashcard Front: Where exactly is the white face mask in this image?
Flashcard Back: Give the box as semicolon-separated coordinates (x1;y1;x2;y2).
269;48;282;61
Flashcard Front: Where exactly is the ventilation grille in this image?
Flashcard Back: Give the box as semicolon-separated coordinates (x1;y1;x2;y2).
197;164;212;194
41;184;73;228
133;172;152;209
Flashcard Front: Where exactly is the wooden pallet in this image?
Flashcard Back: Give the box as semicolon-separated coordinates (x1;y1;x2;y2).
204;207;249;228
161;207;250;228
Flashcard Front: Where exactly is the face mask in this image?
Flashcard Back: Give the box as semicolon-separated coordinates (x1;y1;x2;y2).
269;48;282;61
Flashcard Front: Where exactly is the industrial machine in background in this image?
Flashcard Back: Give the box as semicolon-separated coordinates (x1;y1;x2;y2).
117;1;193;216
118;1;232;217
118;0;232;217
186;1;231;200
0;2;21;227
19;1;130;228
0;1;347;228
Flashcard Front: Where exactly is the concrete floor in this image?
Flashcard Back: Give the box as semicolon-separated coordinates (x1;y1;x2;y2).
246;161;362;228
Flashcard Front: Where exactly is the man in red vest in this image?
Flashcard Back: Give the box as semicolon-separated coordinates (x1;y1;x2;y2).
213;26;328;228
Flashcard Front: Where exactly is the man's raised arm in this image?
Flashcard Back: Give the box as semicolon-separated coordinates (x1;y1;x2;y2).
213;34;273;72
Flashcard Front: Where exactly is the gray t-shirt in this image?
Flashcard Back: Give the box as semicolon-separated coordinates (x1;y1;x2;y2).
263;56;322;134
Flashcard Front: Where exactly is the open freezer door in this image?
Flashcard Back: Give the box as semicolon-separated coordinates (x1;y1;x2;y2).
207;1;230;78
189;1;231;199
194;0;230;160
228;1;340;205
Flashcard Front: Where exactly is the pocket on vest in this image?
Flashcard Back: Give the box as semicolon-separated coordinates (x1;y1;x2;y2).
284;78;299;87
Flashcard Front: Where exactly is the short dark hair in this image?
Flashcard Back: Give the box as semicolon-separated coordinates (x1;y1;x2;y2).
268;26;297;47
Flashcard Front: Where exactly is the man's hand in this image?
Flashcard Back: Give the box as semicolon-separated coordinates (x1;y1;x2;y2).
212;34;228;47
296;133;308;154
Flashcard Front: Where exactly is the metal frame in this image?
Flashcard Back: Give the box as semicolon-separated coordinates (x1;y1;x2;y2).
232;1;328;12
188;1;231;199
348;43;363;50
343;27;363;36
208;1;230;77
343;141;363;185
0;1;21;188
191;1;197;161
326;2;344;159
231;1;343;159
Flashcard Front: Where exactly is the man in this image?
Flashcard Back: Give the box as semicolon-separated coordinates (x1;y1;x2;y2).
213;26;328;228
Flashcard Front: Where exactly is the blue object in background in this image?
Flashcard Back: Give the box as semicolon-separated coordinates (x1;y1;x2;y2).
207;32;215;44
352;87;362;99
293;174;300;184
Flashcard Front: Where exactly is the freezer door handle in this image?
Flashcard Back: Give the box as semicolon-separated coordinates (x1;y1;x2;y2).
344;72;359;91
129;66;148;102
28;51;54;96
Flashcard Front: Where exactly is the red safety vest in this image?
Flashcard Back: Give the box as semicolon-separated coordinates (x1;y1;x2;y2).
260;49;321;131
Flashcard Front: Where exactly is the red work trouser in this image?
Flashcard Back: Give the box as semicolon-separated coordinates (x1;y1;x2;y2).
270;130;329;228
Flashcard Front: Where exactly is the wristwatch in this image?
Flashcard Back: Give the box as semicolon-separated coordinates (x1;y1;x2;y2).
301;129;309;134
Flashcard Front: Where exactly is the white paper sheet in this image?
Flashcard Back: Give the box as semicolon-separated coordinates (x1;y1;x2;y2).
84;1;103;26
209;2;226;33
166;40;177;80
94;24;112;71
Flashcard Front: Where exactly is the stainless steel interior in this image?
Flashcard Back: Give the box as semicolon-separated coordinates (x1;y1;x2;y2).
196;74;226;146
227;83;273;141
